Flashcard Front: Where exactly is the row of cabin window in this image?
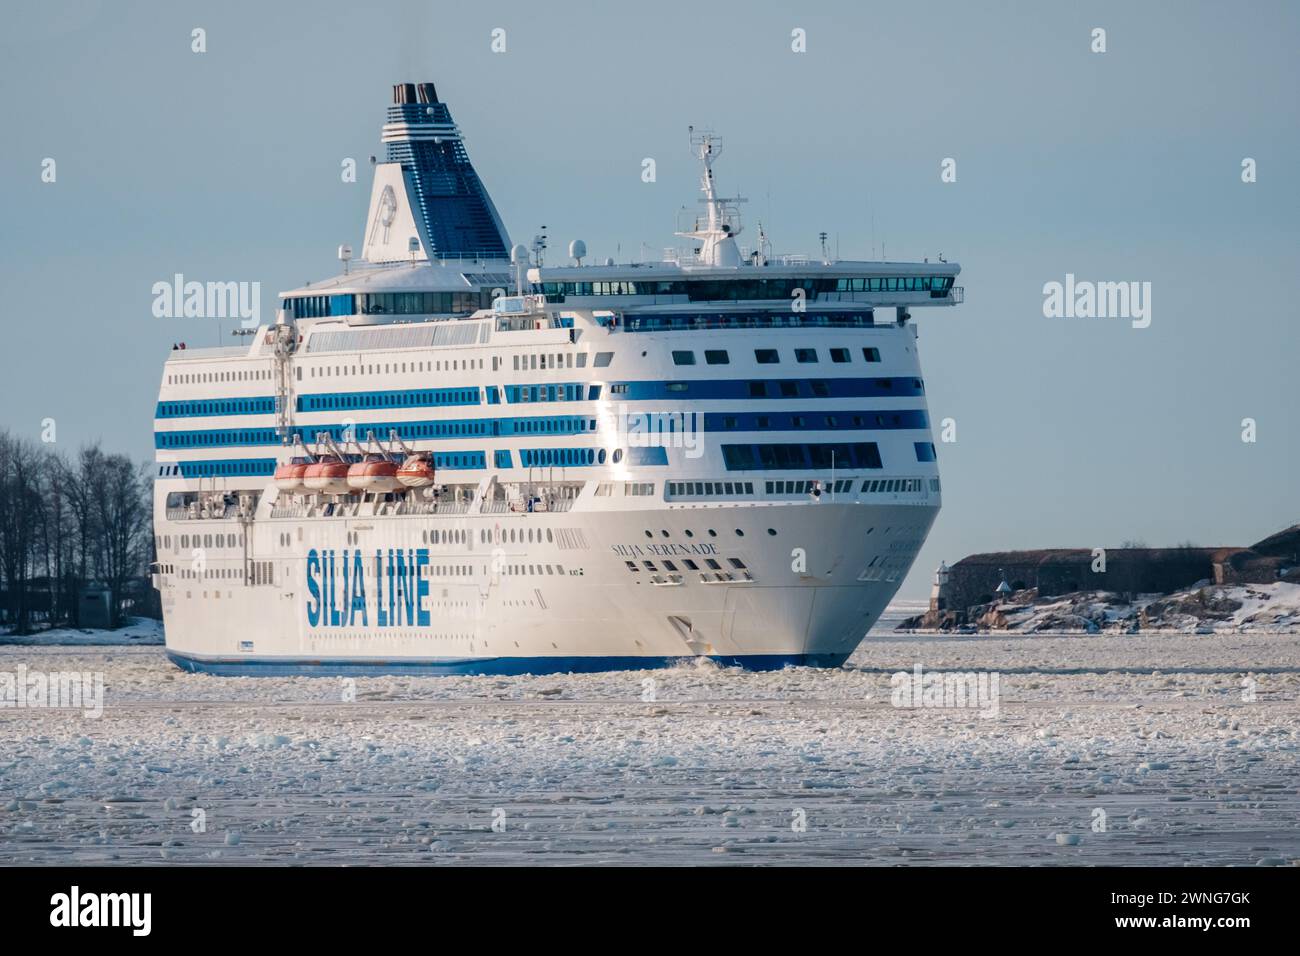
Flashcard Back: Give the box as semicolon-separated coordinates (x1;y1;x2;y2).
170;351;604;389
667;481;756;497
286;291;497;319
168;533;243;550
511;352;612;370
157;398;275;417
593;482;657;497
612;378;919;400
167;369;273;386
862;478;931;493
499;563;566;576
673;347;881;366
157;409;920;449
540;276;954;298
307;358;485;378
626;556;748;573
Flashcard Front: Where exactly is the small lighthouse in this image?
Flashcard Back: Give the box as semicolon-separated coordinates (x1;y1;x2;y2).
929;561;950;613
994;568;1013;603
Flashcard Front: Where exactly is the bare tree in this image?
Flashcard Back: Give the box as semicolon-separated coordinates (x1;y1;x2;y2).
92;453;152;627
0;431;155;634
0;433;46;634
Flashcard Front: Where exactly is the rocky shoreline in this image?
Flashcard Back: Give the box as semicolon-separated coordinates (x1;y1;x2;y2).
899;582;1300;634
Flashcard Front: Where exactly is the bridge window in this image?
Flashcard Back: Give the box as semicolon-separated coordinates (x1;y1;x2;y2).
830;348;850;363
795;348;818;364
704;350;729;365
671;350;696;366
755;349;779;364
863;347;881;362
721;441;883;471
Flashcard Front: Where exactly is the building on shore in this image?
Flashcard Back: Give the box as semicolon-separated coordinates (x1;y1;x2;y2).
935;524;1299;622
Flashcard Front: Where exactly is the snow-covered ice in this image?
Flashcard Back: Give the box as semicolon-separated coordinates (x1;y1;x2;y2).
0;617;164;647
1;612;1297;866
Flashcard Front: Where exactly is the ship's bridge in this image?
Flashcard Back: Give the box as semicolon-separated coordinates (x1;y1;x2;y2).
279;259;514;324
528;259;963;312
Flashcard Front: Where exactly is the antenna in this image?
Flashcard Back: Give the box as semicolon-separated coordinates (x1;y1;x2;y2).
532;227;548;268
819;231;829;262
754;220;771;266
677;127;747;267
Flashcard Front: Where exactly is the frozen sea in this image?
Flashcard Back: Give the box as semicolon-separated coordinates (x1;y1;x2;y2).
2;607;1298;866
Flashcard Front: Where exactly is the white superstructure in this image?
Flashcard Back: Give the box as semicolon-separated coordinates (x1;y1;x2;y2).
151;83;963;675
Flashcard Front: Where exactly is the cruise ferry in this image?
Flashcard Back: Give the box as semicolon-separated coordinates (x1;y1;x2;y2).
152;82;963;675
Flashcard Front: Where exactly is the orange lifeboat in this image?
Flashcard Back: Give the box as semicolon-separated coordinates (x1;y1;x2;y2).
303;457;351;495
396;453;436;488
272;458;310;491
347;456;401;492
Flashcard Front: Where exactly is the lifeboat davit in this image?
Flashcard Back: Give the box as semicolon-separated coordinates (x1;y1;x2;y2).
347;456;401;492
272;459;309;491
396;454;436;488
303;457;351;495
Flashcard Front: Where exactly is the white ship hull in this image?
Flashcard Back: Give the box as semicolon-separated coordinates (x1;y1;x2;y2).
158;496;937;675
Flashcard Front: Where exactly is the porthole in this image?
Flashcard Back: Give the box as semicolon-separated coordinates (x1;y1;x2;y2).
612;449;623;463
767;528;777;536
735;529;745;537
644;530;653;539
684;529;693;538
707;529;717;537
660;530;670;538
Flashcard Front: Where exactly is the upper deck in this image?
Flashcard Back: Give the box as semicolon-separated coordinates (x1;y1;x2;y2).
529;258;962;312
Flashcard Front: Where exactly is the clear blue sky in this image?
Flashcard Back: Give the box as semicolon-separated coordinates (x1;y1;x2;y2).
2;0;1296;598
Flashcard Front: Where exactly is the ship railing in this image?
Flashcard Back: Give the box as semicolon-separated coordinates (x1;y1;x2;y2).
621;313;877;333
395;499;470;516
165;503;241;521
483;497;575;515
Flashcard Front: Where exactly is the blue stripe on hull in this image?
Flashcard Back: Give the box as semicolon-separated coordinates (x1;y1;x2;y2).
166;650;849;677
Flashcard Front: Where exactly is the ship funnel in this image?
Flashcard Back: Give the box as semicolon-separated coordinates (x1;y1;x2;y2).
365;82;512;263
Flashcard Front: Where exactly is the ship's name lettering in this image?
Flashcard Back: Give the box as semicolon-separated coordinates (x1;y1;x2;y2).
610;543;718;558
305;547;435;630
